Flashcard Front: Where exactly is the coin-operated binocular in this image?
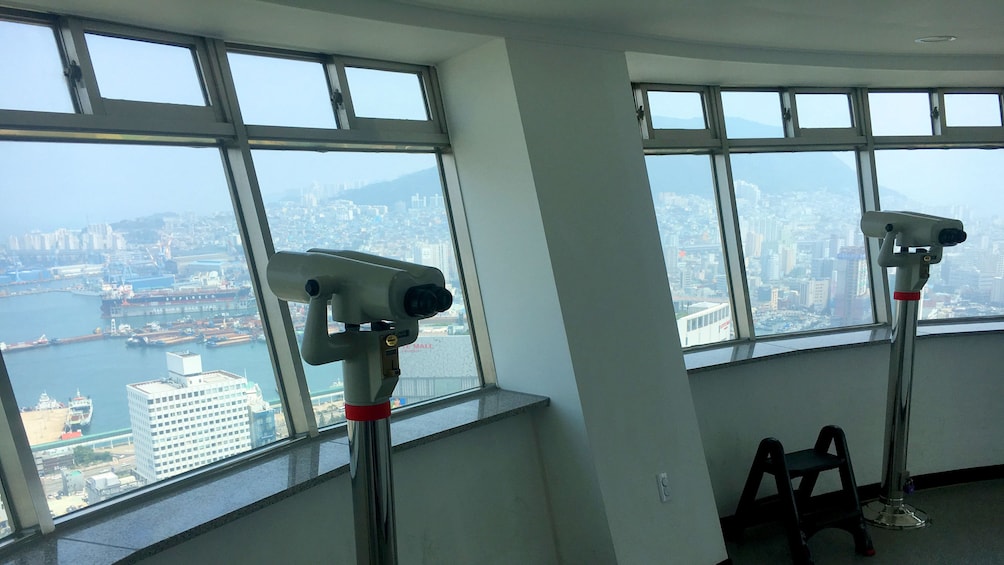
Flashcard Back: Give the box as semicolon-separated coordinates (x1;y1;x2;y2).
861;211;966;294
268;249;452;406
860;211;965;531
267;249;452;565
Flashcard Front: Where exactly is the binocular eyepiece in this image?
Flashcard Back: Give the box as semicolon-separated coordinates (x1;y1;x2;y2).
937;227;967;246
404;284;454;318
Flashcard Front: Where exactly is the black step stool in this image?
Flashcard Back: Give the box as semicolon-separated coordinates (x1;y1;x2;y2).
731;425;875;565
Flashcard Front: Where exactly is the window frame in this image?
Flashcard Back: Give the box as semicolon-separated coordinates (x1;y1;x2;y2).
936;88;1004;137
788;87;863;142
61;18;225;123
0;7;489;543
635;84;720;149
638;83;1004;350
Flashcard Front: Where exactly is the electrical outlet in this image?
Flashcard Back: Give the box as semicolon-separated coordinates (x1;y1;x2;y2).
657;472;670;503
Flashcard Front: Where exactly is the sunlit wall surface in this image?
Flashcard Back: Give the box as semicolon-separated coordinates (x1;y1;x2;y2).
0;12;478;526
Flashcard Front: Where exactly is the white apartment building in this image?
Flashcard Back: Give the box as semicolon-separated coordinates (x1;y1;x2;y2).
677;302;732;347
127;352;251;483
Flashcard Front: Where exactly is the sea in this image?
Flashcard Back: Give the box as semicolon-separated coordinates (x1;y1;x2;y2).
0;282;340;436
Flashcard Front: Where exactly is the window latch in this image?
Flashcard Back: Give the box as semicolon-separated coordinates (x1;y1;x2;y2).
332;89;344;108
782;107;792;121
931;106;940;119
636;105;645;121
65;60;83;84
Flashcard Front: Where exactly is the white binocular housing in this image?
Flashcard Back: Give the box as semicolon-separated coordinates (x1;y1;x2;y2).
266;249;453;325
861;211;967;248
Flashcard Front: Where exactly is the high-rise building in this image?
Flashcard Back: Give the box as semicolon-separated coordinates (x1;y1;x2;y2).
127;352;251;483
799;279;831;309
833;246;870;323
991;277;1004;305
414;241;456;282
246;383;277;449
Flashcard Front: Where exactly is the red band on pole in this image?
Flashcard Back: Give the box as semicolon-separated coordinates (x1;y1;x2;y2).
893;291;922;301
345;402;391;422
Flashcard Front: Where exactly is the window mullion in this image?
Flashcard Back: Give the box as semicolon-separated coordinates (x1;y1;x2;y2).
781;89;797;138
708;86;755;339
324;59;350;129
931;90;946;136
853;89;890;325
327;57;358;130
426;66;449;135
206;38;317;438
56;17;105;116
439;152;497;386
0;356;54;535
712;151;755;340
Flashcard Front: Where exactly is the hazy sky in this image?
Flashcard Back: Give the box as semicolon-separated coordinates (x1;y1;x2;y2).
2;20;1003;241
0;142;438;237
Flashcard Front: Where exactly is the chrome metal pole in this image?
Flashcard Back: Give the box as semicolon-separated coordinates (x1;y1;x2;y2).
348;416;397;565
863;295;929;529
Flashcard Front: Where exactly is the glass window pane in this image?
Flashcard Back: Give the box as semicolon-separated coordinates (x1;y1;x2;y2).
227;53;336;128
252;150;479;424
0;142;285;518
85;34;206;105
721;91;784;138
646;154;734;347
944;94;1002;127
731;151;871;336
868;92;932;136
0;20;74;113
344;67;429;121
875;148;1004;319
795;93;852;128
648;91;706;129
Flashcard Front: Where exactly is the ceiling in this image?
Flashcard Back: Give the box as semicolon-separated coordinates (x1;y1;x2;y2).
399;0;1004;56
7;0;1004;86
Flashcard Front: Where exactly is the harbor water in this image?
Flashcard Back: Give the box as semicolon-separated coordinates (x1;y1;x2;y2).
0;288;336;436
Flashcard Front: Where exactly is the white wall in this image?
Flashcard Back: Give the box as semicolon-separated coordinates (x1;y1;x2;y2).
439;37;727;565
690;332;1004;515
139;414;558;565
437;38;615;564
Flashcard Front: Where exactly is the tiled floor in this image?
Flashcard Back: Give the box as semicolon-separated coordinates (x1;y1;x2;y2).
726;479;1004;564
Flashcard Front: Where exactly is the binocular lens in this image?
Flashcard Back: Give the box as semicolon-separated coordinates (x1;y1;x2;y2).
938;228;967;246
404;285;454;317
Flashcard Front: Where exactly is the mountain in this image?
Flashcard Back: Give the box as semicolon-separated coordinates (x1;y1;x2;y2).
327;117;864;207
646;116;859;196
338;167;443;207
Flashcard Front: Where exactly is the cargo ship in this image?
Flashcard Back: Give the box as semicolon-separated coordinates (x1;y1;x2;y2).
64;390;93;432
101;284;255;318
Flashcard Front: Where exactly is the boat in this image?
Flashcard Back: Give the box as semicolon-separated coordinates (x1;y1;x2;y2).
100;284;255;318
35;391;64;411
64;390;93;432
2;335;51;353
206;334;253;347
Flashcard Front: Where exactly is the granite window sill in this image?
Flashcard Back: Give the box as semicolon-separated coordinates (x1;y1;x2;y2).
0;387;549;565
684;319;1004;373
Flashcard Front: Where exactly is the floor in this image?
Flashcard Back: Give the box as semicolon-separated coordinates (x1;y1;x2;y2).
725;479;1004;564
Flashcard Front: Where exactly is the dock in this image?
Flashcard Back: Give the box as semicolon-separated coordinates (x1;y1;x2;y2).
21;408;70;446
